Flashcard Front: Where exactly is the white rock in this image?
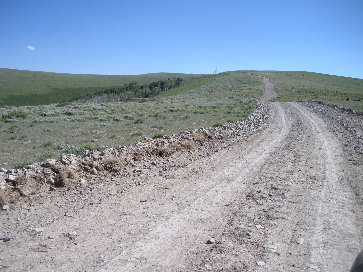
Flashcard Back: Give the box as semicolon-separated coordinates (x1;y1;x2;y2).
42;159;57;168
206;238;216;244
264;244;277;253
34;227;44;233
2;205;9;210
47;177;55;185
7;174;16;181
257;260;265;266
66;231;77;240
296;237;304;245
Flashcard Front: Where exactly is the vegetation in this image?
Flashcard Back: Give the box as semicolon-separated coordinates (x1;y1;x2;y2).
77;77;184;102
1;68;361;168
152;132;166;139
0;71;263;168
2;110;27;121
0;68;205;106
254;71;363;111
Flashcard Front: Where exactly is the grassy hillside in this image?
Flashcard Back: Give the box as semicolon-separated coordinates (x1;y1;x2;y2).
0;68;205;106
0;71;263;168
255;71;363;111
1;68;361;168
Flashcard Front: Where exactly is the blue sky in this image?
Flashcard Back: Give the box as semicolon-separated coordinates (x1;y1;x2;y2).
1;0;362;78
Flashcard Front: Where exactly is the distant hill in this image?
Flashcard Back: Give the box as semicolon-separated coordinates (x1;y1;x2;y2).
1;68;362;111
0;68;204;106
255;71;363;111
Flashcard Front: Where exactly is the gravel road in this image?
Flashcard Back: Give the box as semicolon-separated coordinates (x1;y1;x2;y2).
1;79;362;271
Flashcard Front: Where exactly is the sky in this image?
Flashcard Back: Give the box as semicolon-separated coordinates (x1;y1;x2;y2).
1;0;362;78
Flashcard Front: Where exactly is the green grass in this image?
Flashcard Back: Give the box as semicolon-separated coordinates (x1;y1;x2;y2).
0;71;263;168
254;71;363;111
3;69;360;168
0;68;205;106
152;132;166;139
1;110;27;121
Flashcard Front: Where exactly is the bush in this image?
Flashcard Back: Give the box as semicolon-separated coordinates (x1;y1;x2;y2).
43;141;54;148
56;101;71;107
152;132;166;139
2;110;27;121
7;124;19;133
213;122;223;127
131;131;143;137
38;152;55;161
80;143;97;150
14;161;32;169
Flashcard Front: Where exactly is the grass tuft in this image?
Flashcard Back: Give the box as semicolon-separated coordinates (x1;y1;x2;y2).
152;132;166;139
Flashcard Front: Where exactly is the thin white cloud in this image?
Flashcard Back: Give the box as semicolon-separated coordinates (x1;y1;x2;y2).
26;45;35;51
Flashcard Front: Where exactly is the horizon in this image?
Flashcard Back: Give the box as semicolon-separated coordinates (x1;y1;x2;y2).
1;67;362;80
1;0;362;79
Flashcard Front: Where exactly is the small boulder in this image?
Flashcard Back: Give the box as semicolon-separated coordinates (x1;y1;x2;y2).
296;237;304;245
65;231;77;240
34;227;44;233
0;235;11;242
42;159;57;168
206;238;216;244
6;174;16;182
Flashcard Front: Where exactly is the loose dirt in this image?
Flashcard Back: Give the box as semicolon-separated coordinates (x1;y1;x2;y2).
1;78;362;271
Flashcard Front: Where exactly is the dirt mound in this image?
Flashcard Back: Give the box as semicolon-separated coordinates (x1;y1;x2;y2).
0;102;268;207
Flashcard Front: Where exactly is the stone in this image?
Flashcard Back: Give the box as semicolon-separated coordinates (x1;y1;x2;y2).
42;159;57;168
65;231;77;240
6;174;16;182
206;238;216;244
0;168;7;173
0;235;11;242
264;244;277;253
34;227;44;233
257;261;266;266
296;237;304;245
2;205;9;211
47;177;55;185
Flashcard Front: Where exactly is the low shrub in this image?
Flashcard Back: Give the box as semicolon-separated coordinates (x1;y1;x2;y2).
14;161;32;169
7;124;19;133
152;132;166;139
2;110;27;121
213;122;223;127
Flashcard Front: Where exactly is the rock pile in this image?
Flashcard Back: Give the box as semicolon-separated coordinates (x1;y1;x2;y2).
0;102;269;207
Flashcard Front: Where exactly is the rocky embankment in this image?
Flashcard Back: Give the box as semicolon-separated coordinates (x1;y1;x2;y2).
0;102;269;208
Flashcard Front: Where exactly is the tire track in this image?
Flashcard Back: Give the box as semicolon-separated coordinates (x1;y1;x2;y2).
292;103;361;272
99;102;289;271
1;78;361;272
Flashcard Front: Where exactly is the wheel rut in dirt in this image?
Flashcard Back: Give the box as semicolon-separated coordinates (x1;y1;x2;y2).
0;78;362;272
99;103;288;271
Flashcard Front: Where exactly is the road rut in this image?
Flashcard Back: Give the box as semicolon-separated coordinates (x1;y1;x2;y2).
1;79;362;272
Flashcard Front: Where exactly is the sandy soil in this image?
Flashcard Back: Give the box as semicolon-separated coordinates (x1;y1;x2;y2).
1;78;362;271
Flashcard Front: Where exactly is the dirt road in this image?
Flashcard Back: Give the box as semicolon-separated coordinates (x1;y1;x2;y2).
1;79;362;271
